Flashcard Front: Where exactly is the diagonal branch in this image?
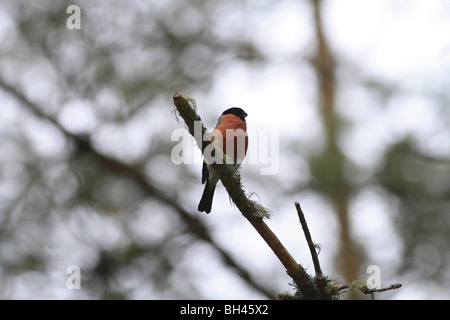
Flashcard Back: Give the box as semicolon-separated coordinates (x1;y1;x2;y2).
173;92;316;292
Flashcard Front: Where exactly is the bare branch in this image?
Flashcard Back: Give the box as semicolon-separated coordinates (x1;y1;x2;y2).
295;202;322;277
338;282;402;299
360;283;402;295
173;92;324;296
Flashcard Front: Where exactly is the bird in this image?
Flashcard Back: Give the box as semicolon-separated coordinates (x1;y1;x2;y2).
198;107;248;213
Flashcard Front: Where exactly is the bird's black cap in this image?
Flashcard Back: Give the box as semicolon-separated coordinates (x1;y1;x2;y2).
222;107;248;121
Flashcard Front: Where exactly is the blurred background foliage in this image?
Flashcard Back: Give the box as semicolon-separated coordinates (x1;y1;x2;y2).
0;0;449;299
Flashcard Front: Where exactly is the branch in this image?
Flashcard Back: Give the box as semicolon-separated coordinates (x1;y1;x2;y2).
173;92;404;300
361;283;402;294
295;202;322;277
173;92;270;219
338;282;402;299
173;92;324;296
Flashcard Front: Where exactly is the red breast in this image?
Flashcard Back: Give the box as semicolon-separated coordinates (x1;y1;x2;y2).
212;114;248;164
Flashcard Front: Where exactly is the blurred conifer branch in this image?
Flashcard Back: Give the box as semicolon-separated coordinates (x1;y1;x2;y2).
0;76;274;299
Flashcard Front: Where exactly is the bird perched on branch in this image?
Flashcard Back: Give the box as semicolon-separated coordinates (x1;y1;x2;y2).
198;108;248;213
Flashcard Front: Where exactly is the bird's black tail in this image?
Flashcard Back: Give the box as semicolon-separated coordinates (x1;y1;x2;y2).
198;181;216;214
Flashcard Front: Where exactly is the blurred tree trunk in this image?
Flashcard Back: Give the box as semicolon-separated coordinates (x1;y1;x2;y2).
309;0;363;298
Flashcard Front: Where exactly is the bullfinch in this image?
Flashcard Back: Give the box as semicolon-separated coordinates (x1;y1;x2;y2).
198;107;248;213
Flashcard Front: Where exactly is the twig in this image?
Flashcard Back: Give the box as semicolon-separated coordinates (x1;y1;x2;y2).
338;283;402;297
295;202;322;277
360;283;402;295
